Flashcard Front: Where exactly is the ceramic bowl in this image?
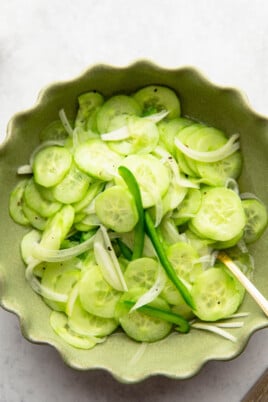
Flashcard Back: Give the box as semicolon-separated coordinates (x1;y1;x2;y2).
0;61;268;383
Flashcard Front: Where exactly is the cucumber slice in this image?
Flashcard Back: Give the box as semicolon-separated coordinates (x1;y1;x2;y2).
95;185;138;233
119;154;170;208
133;85;181;119
39;120;68;142
171;302;195;321
68;299;118;337
33;146;72;188
242;198;268;243
213;230;244;250
124;258;160;290
97;95;142;133
50;311;96;349
107;116;159;156
191;267;241;321
52;165;91;204
22;203;47;230
74;139;122;181
79;265;121;318
73;182;104;212
190;187;246;241
115;288;172;342
20;229;42;264
175;124;204;176
9;179;30;226
41;260;81;311
172;188;202;226
75;91;104;131
40;205;74;249
158;117;193;156
166;242;203;284
23;178;62;218
196;151;243;186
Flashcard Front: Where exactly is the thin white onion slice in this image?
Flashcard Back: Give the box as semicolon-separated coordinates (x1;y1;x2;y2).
99;226;128;291
32;234;96;262
191;322;237;342
154;146;199;189
94;240;125;291
25;260;68;302
59;108;73;137
144;110;169;123
101;111;169;142
175;133;240;162
130;265;166;312
101;126;129;141
17;165;33;175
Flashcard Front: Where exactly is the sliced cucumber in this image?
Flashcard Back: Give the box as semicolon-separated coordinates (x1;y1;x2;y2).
23;178;62;218
41;260;81;311
133;85;181;119
9;179;30;226
39;120;68;142
166;242;203;284
242;198;268;243
119;154;170;208
190;187;246;241
196;151;243;186
75;91;104;131
68;299;118;337
79;265;121;318
74;139;122;181
124;258;160;290
39;205;74;249
172;188;202;226
22;203;47;230
158;117;193;156
50;311;96;349
33;146;72;188
52;164;91;204
97;95;142;133
107;116;159;156
191;267;241;321
116;288;172;342
95;185;138;233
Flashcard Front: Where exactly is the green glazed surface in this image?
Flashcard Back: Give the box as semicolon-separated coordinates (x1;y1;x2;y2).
0;61;268;382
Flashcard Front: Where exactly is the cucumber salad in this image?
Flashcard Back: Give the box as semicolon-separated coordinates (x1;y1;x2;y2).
9;85;268;349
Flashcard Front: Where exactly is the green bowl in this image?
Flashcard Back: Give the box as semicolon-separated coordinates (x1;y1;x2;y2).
0;61;268;383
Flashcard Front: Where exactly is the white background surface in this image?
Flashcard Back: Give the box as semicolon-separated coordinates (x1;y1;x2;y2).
1;1;268;401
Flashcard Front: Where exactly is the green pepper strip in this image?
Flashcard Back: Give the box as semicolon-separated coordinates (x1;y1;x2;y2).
145;211;195;310
117;238;132;261
123;300;190;333
118;166;144;260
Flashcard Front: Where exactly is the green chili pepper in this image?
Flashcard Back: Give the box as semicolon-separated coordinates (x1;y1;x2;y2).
118;166;145;260
123;300;190;333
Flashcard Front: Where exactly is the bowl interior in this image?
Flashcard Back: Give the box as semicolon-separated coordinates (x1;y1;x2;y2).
0;61;268;382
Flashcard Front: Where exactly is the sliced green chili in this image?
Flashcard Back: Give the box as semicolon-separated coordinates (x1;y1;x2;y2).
123;300;190;333
145;211;195;309
118;166;144;260
117;238;132;261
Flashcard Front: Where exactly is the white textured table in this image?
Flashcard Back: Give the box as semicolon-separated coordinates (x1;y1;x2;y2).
0;1;268;401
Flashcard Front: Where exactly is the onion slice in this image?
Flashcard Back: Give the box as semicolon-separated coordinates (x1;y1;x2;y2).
175;133;240;162
32;233;96;262
59;108;73;137
99;226;128;291
25;260;68;302
17;165;33;175
101;111;169;142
